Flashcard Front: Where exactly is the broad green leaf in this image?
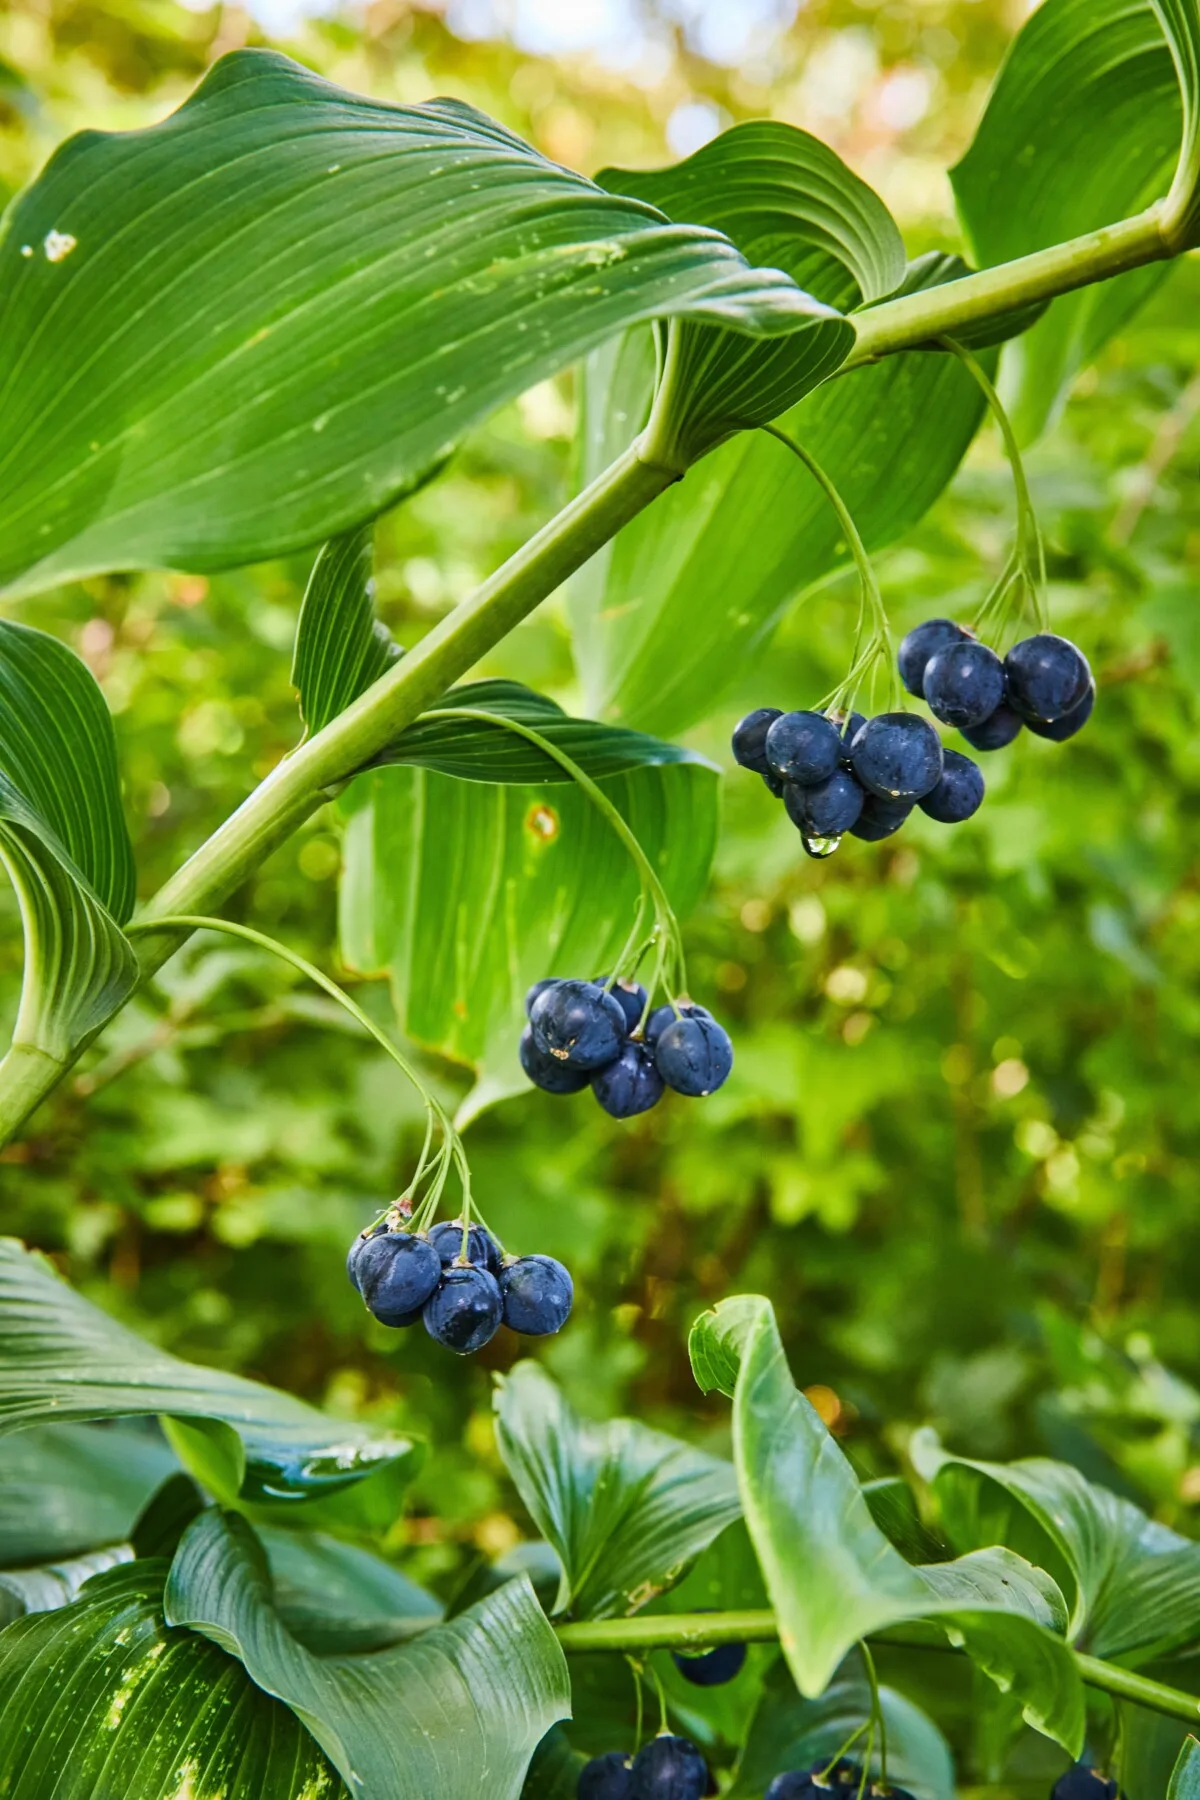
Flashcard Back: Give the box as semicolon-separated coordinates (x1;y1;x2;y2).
165;1509;570;1800
0;1560;341;1800
951;0;1183;442
0;1238;419;1504
338;755;718;1111
690;1296;1084;1753
599;121;903;459
0;1544;132;1627
568;274;989;735
292;527;401;737
728;1654;955;1800
1171;1736;1200;1798
257;1525;441;1654
492;1361;741;1620
0;51;838;597
0;1420;175;1564
1155;0;1200;243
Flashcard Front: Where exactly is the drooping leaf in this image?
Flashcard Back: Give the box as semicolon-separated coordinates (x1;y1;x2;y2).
257;1525;441;1654
292;527;401;737
690;1296;1084;1754
0;51;840;597
0;1238;419;1503
493;1362;741;1620
165;1509;570;1800
0;1560;342;1800
0;1420;176;1564
951;0;1183;442
1170;1735;1200;1798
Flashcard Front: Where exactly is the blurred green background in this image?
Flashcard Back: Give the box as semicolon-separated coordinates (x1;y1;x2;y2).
3;0;1200;1594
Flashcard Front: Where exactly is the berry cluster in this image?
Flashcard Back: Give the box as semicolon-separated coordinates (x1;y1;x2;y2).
767;1764;913;1798
347;1219;571;1356
520;976;733;1119
1051;1766;1122;1800
900;621;1093;748
578;1734;713;1799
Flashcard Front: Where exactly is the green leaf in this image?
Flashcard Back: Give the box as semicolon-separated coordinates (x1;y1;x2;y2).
0;51;839;597
1154;0;1200;244
492;1361;741;1620
0;1238;419;1504
648;1521;771;1749
337;754;718;1110
568;270;990;736
257;1525;441;1654
689;1297;1084;1753
0;1545;133;1628
1170;1736;1200;1798
951;0;1183;442
0;1420;176;1564
292;527;402;737
0;1560;342;1800
165;1509;570;1800
521;1728;588;1800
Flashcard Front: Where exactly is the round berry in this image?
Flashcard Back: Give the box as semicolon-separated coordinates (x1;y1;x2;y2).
524;977;559;1017
849;793;912;841
923;639;1006;729
346;1220;387;1290
423;1264;503;1354
731;707;783;774
591;976;648;1033
1026;679;1094;741
644;1001;710;1049
962;702;1023;751
629;1735;708;1800
672;1639;746;1687
654;1014;733;1097
428;1218;502;1276
764;1778;816;1800
593;1041;665;1118
850;713;943;802
1004;633;1091;723
898;618;968;697
500;1254;573;1336
919;748;985;824
530;978;626;1071
352;1230;442;1328
1050;1766;1121;1800
764;711;843;787
520;1026;591;1094
783;769;864;837
578;1753;633;1800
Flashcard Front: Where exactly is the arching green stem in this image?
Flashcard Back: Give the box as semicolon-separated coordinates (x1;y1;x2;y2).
861;1641;888;1789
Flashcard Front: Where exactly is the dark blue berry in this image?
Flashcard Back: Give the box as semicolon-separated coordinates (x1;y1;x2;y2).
784;769;864;837
354;1230;442;1328
898;618;968;696
764;1778;815;1800
654;1014;733;1097
644;1001;710;1049
850;712;943;802
919;748;985;823
1050;1767;1121;1800
578;1753;633;1800
672;1639;746;1687
923;638;1006;728
962;702;1023;751
530;979;626;1071
520;1026;591;1094
500;1253;573;1335
428;1218;502;1276
849;793;912;841
423;1264;503;1354
731;707;784;774
764;711;843;787
629;1735;708;1800
525;976;559;1017
346;1221;387;1290
592;1041;665;1118
1004;633;1091;723
592;976;648;1033
1027;679;1094;741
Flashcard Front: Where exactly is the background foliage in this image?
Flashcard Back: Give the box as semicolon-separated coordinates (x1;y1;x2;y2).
3;2;1200;1784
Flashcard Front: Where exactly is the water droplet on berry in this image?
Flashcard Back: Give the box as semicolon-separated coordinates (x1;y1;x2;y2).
801;832;842;859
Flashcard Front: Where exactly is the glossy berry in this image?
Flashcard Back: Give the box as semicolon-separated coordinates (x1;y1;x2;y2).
764;1778;813;1800
654;1014;733;1097
784;769;864;837
1027;679;1095;741
592;976;648;1033
346;1221;387;1290
765;711;843;787
1050;1766;1121;1800
524;976;559;1017
501;1254;573;1336
579;1753;633;1800
898;617;968;696
850;793;912;841
1004;633;1091;723
353;1230;441;1328
644;1001;710;1049
672;1639;747;1687
423;1264;503;1354
850;713;943;802
530;978;627;1071
731;707;784;774
629;1734;708;1800
962;702;1023;751
520;1026;591;1095
428;1218;502;1276
923;638;1006;729
593;1041;665;1118
919;748;985;823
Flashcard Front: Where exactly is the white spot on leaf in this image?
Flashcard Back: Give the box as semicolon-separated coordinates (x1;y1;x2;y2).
43;230;77;263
